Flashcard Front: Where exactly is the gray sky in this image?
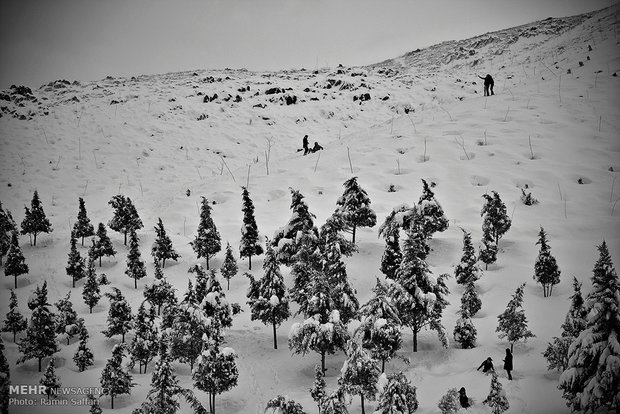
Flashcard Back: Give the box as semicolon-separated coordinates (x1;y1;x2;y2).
0;0;614;89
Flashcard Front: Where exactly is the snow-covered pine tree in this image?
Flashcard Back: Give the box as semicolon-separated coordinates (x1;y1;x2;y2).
453;308;477;349
73;319;94;372
455;230;482;285
265;395;307;414
478;229;498;270
310;364;326;412
239;186;263;270
437;387;459;414
272;188;319;266
533;227;561;297
66;233;86;288
192;336;239;414
126;228;147;289
288;233;322;312
496;283;534;352
73;197;95;246
288;276;349;373
17;281;59;372
220;242;238;290
108;195;143;246
0;338;9;414
54;292;79;344
483;373;509;414
320;387;349;414
334;176;377;244
82;256;101;313
152;218;180;268
356;279;402;372
20;190;53;246
460;280;482;318
246;243;290;349
380;230;401;280
417;179;449;239
40;357;60;400
390;226;450;352
339;339;380;414
481;191;511;247
91;222;116;266
190;197;221;270
143;259;177;315
133;337;205;414
129;302;159;374
0;202;17;266
374;371;419;414
100;344;134;409
4;232;28;289
89;397;102;414
559;241;620;413
1;289;27;342
102;287;133;343
542;277;587;372
166;302;214;371
191;265;237;329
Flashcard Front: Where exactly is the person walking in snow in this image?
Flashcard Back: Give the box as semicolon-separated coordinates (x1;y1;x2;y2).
477;356;495;374
302;135;309;155
459;387;471;408
503;348;513;380
478;74;494;96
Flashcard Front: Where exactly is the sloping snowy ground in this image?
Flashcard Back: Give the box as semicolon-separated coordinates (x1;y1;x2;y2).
0;5;619;414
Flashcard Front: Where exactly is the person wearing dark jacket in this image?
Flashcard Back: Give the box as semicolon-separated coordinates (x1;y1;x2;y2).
302;135;309;155
503;348;513;380
478;74;494;96
477;356;495;374
310;141;323;153
459;387;471;409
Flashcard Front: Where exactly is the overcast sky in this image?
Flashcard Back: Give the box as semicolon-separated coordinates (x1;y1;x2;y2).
0;0;614;89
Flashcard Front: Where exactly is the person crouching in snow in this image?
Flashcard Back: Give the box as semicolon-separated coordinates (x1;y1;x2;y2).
459;387;471;409
309;141;323;153
477;356;495;374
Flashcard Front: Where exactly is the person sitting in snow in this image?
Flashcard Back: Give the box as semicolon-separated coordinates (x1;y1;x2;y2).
459;387;471;409
478;74;494;96
309;141;324;153
477;356;495;374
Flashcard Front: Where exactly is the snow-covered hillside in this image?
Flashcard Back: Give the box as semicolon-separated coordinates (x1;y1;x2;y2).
1;4;619;414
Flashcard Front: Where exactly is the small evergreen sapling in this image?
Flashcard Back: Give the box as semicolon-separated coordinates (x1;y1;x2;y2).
437;387;459;414
380;230;401;280
102;287;133;343
481;191;511;247
453;308;477;349
559;241;620;413
0;338;10;414
73;197;95;246
0;202;17;266
20;190;53;246
54;292;79;344
265;395;307;414
455;230;482;285
108;195;143;246
100;344;134;409
191;197;221;270
339;340;380;414
496;283;535;352
73;319;94;372
152;218;180;268
239;186;263;270
143;259;176;315
129;302;159;374
17;281;59;372
82;256;101;313
478;229;498;270
417;179;449;239
461;280;482;317
483;373;509;414
91;222;116;266
334;176;377;243
4;232;28;289
126;229;147;289
220;242;238;290
320;387;349;414
1;290;27;342
246;244;290;349
66;233;86;288
533;227;561;297
374;371;419;414
40;358;60;400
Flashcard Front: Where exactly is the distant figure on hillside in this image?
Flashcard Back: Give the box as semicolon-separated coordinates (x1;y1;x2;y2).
309;141;323;153
459;387;471;409
477;356;495;374
302;135;309;155
478;74;494;96
503;348;513;380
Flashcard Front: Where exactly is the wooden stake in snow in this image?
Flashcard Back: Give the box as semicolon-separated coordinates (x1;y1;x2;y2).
439;105;453;121
42;129;49;145
314;152;321;173
220;155;237;183
347;147;353;173
406;113;417;133
92;150;99;169
423;136;428;161
82;180;89;197
557;183;563;201
610;175;617;202
503;107;510;122
528;135;535;160
396;159;401;175
196;166;203;180
456;136;469;160
599;115;602;132
246;164;251;188
390;115;394;134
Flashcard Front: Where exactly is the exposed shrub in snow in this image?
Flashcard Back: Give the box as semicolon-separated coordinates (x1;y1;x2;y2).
532;227;561;297
265;395;307;414
437;387;459;414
